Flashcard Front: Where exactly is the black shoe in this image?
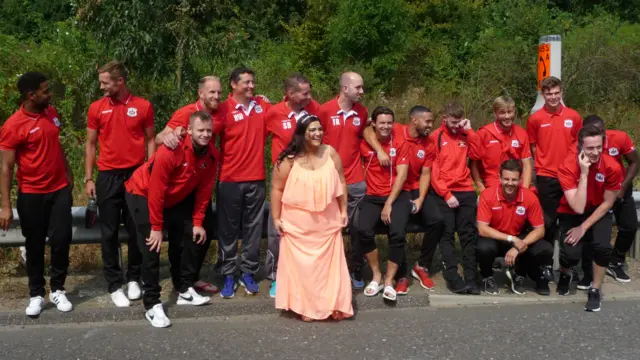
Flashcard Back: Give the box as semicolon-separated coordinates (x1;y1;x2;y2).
585;288;601;312
535;280;550;296
539;265;554;282
465;280;481;295
577;275;593;291
446;275;469;294
505;268;526;295
557;272;572;296
606;263;631;283
482;276;500;295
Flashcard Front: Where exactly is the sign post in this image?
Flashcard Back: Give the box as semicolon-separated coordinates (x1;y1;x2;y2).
531;34;562;113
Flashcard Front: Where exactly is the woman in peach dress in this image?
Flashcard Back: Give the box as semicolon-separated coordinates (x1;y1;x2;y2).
271;114;354;322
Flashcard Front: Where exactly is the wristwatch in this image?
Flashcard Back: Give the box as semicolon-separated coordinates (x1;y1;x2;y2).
507;235;514;243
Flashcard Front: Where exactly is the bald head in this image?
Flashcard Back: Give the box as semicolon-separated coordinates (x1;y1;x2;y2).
198;75;222;112
339;72;364;103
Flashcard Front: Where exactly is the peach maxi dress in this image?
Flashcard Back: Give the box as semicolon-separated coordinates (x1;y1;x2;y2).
275;156;354;320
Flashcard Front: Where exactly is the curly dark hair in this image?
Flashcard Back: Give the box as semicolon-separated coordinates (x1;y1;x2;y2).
276;114;322;166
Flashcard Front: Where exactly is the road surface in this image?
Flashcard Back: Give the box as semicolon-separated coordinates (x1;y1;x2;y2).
1;301;638;359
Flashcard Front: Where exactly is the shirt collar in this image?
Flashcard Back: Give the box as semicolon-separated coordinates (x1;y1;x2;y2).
107;92;132;106
497;186;524;204
493;121;512;136
543;103;564;116
20;105;47;120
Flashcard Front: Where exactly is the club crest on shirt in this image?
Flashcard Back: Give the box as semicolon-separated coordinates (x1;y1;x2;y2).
255;105;263;114
233;112;244;122
389;148;397;157
609;147;619;156
458;141;467;147
564;119;573;128
417;150;425;159
516;206;526;216
511;140;520;148
127;107;138;117
595;173;605;182
52;117;60;127
352;117;361;126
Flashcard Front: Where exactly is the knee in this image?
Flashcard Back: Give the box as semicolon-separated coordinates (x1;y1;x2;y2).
560;246;581;268
476;238;498;257
591;243;612;267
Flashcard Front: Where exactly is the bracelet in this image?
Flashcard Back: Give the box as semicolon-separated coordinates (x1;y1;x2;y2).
84;178;94;184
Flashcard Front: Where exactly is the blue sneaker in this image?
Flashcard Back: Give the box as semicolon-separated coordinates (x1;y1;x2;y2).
350;272;365;289
239;273;259;295
220;275;237;299
269;281;276;299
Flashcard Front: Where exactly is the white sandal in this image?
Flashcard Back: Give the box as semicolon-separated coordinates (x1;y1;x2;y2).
364;281;384;297
382;286;397;301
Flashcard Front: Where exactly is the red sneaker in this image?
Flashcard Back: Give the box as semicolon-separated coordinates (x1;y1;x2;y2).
411;264;435;290
395;278;409;295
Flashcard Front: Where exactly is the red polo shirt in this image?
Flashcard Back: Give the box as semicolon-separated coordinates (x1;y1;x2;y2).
391;123;435;191
430;122;483;201
166;100;218;130
0;105;68;194
214;96;270;182
477;122;531;188
477;186;544;236
526;105;582;178
266;99;320;164
125;135;219;230
87;94;155;171
318;97;368;185
557;152;623;215
604;129;635;177
360;136;409;197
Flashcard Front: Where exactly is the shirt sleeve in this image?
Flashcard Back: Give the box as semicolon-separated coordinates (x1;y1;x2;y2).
166;107;190;130
526;115;538;145
423;139;435;168
622;132;636;154
192;147;218;227
465;128;483;160
0;119;22;151
87;103;99;131
476;191;492;224
520;131;532;159
526;195;545;228
147;148;178;230
396;141;410;166
357;108;369;137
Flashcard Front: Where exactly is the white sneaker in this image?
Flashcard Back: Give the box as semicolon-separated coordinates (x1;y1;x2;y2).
49;290;73;312
110;289;131;307
25;296;44;316
145;304;171;328
127;281;141;300
177;287;211;306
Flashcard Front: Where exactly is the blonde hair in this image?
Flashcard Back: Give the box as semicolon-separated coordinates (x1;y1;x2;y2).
493;96;515;113
97;60;128;81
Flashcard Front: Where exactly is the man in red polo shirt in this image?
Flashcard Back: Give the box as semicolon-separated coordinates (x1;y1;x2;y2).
578;115;638;285
264;73;320;298
0;72;74;316
430;102;483;294
317;71;368;289
357;106;410;302
215;67;271;299
472;96;533;191
556;125;622;312
125;111;219;327
84;61;156;308
154;75;222;295
527;77;582;245
476;159;553;296
362;105;444;293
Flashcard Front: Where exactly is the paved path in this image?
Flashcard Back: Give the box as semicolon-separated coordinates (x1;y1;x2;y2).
1;301;638;359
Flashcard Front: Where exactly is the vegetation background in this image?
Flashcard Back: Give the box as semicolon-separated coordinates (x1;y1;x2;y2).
0;0;639;270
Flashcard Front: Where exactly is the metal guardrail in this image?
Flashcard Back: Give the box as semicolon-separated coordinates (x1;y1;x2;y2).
2;193;640;258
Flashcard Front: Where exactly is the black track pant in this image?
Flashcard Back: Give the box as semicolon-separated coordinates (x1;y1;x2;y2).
559;212;613;270
17;186;72;297
476;236;553;279
536;175;563;245
96;167;141;293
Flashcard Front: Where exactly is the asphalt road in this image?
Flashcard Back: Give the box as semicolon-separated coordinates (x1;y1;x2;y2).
1;301;638;360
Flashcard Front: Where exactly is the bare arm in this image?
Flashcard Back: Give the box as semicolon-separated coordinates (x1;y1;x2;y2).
417;167;431;203
530;144;536;159
84;130;98;181
563;173;588;215
477;222;513;242
330;147;348;214
581;190;619;231
521;226;544;246
386;164;408;206
363;125;390;166
270;159;293;223
144;127;156;158
63;152;74;190
155;126;173;146
0;150;15;210
621;150;639;195
521;158;533;189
